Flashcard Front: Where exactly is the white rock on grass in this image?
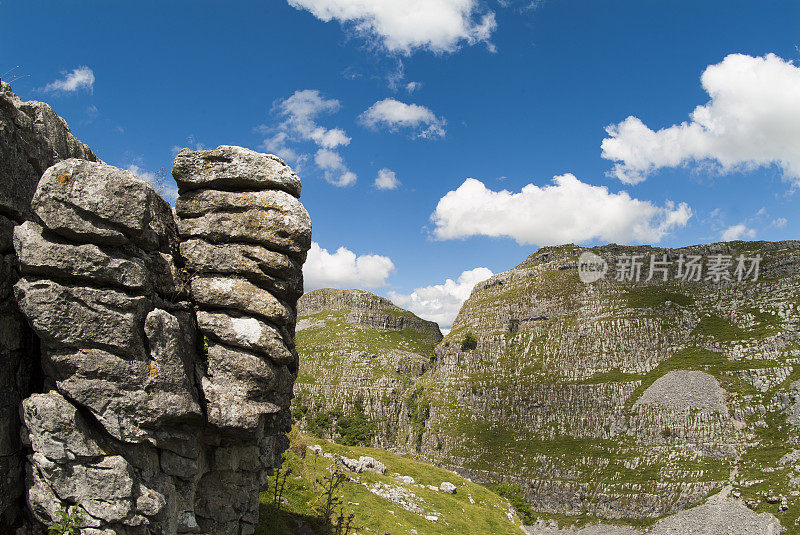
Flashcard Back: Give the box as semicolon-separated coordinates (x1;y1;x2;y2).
440;481;457;494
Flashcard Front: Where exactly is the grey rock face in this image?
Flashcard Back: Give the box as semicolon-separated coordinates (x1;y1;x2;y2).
0;82;97;529
12;145;309;533
176;188;311;261
196;310;296;364
176;146;310;531
14;221;150;291
0;81;97;221
33;159;177;252
180;238;303;299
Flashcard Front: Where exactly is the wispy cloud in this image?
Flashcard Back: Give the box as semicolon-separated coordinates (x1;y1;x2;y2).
259;89;357;187
42;66;95;94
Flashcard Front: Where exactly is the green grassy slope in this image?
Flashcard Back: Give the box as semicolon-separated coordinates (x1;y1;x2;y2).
257;433;522;535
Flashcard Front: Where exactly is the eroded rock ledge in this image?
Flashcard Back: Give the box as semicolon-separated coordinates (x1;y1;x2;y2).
12;144;310;533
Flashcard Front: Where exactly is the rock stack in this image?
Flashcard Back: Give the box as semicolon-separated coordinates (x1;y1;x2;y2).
11;146;310;533
174;145;311;531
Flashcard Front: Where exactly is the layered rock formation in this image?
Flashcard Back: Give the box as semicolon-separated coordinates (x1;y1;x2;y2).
5;105;309;533
0;81;97;528
294;289;442;451
421;243;800;525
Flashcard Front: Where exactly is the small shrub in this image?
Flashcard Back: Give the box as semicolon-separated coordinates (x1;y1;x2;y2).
489;483;535;524
335;398;376;446
308;411;334;438
48;506;82;535
292;391;311;423
200;335;209;359
288;426;308;458
461;333;478;351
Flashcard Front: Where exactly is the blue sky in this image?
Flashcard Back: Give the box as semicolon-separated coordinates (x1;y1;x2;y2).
3;0;799;328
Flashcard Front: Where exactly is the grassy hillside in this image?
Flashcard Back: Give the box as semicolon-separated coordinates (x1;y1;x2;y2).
256;432;522;535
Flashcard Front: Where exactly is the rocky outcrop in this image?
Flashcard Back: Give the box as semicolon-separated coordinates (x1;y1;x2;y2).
0;82;97;529
294;289;442;451
0;82;97;222
298;242;800;526
11;145;309;533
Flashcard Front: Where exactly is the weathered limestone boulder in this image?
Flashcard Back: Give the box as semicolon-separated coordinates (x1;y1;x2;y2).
12;145;310;533
32;159;177;252
175;188;311;259
14;160;204;532
172;145;301;197
0;81;97;529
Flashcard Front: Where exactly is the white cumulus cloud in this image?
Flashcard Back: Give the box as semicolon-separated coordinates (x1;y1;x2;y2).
360;98;446;138
389;267;494;332
303;242;395;291
721;224;756;241
260;89;356;186
42;66;95;93
431;175;692;246
374;168;400;190
602;53;800;185
287;0;496;54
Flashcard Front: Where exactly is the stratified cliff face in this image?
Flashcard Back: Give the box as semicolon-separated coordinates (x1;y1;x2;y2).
421;243;800;524
0;82;97;528
10;141;309;532
294;289;442;451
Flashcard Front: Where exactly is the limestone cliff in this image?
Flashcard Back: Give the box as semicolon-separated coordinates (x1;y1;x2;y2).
294;289;442;451
421;242;800;526
1;83;310;534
